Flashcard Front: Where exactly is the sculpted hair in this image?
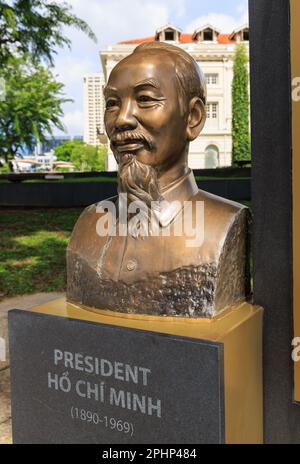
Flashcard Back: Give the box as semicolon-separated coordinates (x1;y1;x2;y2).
132;42;207;113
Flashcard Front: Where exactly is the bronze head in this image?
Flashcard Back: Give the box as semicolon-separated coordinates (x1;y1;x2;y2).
104;42;207;202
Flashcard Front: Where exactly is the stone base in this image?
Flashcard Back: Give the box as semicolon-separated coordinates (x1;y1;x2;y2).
8;299;263;444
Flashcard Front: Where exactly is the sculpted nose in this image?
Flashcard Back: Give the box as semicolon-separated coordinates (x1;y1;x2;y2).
115;99;137;131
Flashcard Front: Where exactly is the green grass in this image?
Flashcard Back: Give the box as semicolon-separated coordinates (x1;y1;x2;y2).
0;208;83;299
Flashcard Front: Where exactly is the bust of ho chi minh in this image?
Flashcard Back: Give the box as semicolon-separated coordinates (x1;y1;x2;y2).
67;42;249;318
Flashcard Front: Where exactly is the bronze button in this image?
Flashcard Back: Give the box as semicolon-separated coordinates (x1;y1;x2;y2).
126;259;137;271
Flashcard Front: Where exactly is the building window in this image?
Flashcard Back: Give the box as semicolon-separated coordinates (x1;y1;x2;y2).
205;103;219;130
206;103;218;119
242;29;249;41
203;29;213;41
206;74;218;85
205;145;219;168
165;30;174;41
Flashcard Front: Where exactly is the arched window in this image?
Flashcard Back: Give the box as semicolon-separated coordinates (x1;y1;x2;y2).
205;145;219;169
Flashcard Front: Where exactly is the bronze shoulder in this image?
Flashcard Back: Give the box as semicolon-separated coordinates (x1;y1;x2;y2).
67;196;118;257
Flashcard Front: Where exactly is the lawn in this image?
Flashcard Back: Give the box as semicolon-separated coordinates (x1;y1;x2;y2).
0;208;83;299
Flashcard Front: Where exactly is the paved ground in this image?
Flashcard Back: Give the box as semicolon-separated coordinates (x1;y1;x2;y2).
0;292;64;445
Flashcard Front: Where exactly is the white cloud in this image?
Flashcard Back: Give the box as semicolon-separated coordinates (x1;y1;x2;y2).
54;56;95;91
59;108;84;136
186;14;238;34
237;0;249;24
186;4;249;34
58;0;188;63
67;0;183;48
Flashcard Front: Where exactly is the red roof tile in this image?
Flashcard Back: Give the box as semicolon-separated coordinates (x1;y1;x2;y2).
120;33;235;45
218;34;235;44
120;36;155;44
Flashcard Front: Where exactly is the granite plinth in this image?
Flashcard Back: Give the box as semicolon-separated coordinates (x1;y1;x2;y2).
8;299;263;444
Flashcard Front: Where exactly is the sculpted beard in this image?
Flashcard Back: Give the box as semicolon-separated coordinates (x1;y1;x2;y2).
118;155;161;204
117;155;163;238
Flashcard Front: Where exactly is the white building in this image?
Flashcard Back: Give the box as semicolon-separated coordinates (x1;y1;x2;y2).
83;73;106;146
100;24;249;171
12;153;57;172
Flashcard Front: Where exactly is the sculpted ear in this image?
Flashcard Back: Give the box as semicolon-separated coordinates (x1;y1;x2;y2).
186;97;206;141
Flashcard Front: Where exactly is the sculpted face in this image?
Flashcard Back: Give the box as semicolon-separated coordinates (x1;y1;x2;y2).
104;52;191;173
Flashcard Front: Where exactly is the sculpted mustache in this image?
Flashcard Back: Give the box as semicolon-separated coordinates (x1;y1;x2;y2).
111;131;155;149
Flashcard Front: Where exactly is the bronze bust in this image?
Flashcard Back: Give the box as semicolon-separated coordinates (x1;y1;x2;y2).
67;42;248;318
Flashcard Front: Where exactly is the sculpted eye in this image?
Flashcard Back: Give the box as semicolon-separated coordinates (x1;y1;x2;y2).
105;99;118;109
138;95;154;102
137;95;158;104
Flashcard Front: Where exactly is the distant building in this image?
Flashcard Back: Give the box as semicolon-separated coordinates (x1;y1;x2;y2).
83;73;106;146
100;23;249;171
12;153;57;172
12;136;83;172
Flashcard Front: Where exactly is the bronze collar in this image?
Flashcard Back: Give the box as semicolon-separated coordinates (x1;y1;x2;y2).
158;169;198;228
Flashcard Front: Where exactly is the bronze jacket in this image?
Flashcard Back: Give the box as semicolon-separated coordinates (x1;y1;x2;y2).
67;170;248;318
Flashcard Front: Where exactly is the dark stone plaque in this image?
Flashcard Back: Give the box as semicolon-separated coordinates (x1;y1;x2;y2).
8;309;225;444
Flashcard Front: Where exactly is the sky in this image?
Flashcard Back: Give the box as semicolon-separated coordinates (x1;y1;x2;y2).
53;0;249;136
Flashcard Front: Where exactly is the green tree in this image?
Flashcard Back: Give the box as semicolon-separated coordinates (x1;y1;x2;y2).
0;0;96;65
232;44;251;165
0;56;70;164
0;1;96;171
71;144;107;172
54;139;84;162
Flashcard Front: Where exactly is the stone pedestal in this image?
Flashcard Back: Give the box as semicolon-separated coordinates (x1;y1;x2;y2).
8;298;263;444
